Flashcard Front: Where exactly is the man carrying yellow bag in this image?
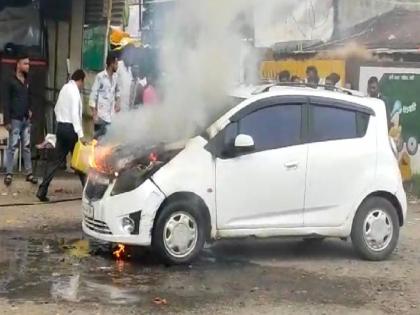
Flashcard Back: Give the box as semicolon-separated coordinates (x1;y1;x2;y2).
36;70;89;202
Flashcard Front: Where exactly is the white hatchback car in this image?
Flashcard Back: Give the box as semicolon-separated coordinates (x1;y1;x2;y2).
82;85;407;264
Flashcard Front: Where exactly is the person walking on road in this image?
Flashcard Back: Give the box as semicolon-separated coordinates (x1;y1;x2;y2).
36;70;87;202
3;53;37;186
89;54;121;139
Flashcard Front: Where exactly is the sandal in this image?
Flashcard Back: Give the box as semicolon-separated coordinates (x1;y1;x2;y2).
26;174;38;185
4;174;12;186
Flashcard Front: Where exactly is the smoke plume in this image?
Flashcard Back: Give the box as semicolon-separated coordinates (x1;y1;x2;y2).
316;42;391;61
103;0;257;148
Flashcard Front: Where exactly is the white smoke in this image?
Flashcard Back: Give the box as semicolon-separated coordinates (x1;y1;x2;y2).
103;0;257;147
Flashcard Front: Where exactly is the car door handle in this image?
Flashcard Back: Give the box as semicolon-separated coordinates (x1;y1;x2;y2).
284;161;299;170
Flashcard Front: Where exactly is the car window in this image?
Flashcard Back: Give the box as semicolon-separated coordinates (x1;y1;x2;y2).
310;105;369;142
239;105;302;152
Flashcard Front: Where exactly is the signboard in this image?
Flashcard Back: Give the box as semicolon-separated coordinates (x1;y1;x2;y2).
360;66;420;175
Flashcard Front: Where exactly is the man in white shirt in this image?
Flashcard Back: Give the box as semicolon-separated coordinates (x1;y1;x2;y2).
36;70;87;202
90;54;121;139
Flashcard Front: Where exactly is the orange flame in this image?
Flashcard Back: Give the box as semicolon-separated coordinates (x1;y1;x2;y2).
113;244;126;259
89;140;114;173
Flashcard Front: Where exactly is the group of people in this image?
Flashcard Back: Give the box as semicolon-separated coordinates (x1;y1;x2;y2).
2;52;158;202
277;66;341;90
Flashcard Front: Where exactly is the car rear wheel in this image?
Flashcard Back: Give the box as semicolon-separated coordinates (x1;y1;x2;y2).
152;199;207;264
351;197;399;261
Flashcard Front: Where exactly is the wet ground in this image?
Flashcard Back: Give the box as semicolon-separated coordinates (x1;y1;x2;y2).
1;183;420;314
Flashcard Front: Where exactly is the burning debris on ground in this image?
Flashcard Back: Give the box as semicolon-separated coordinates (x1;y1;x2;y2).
112;244;126;260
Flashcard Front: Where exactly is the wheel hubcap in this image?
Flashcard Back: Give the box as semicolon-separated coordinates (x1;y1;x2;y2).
363;209;393;251
407;137;417;153
163;212;198;258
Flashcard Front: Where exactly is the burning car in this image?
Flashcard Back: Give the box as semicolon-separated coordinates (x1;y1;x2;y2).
82;85;407;264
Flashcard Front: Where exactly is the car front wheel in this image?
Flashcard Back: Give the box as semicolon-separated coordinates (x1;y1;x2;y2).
152;199;207;264
351;197;399;261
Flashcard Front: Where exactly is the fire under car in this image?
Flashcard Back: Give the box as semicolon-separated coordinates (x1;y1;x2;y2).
82;84;407;264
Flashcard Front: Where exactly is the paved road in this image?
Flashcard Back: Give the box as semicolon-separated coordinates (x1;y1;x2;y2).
0;198;420;315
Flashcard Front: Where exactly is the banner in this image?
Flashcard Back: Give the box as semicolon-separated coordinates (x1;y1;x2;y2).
360;66;420;176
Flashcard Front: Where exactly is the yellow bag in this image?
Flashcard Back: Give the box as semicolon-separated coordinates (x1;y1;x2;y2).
71;141;96;174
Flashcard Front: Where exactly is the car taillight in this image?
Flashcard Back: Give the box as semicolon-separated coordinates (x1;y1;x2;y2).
389;137;398;159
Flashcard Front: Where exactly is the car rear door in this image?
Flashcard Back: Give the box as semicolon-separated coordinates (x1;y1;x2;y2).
214;96;308;230
304;97;376;227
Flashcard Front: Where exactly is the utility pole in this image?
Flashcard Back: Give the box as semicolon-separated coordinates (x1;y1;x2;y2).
332;0;339;39
139;0;143;36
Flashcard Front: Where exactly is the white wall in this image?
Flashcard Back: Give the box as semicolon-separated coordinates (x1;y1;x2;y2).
253;0;334;47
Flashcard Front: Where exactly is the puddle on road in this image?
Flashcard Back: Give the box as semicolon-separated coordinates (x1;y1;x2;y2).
0;237;246;306
0;236;383;308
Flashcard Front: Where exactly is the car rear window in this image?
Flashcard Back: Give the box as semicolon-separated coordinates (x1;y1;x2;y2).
310;105;369;142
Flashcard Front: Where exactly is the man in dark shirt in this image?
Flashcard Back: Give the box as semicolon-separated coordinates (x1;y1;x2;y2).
3;53;37;186
367;76;391;130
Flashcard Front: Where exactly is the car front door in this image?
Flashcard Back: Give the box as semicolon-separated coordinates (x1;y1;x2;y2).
213;97;308;230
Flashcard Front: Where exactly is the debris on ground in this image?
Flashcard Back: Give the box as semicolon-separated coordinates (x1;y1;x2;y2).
153;297;168;305
62;240;90;258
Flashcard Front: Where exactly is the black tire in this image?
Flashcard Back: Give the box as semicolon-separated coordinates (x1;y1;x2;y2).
351;197;399;261
152;199;207;265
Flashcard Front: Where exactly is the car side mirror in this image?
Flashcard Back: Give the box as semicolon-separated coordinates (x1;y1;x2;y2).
234;134;255;153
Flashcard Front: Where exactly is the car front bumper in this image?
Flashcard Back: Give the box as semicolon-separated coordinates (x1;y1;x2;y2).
82;179;166;246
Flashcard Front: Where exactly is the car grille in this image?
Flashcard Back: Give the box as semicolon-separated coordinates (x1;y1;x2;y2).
85;180;109;201
84;216;112;235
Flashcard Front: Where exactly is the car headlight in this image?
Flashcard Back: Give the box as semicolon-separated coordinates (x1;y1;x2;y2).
111;162;163;196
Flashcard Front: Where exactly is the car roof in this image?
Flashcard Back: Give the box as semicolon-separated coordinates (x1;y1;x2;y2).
229;84;382;112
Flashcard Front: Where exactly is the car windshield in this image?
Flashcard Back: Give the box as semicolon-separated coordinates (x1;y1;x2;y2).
201;96;245;140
